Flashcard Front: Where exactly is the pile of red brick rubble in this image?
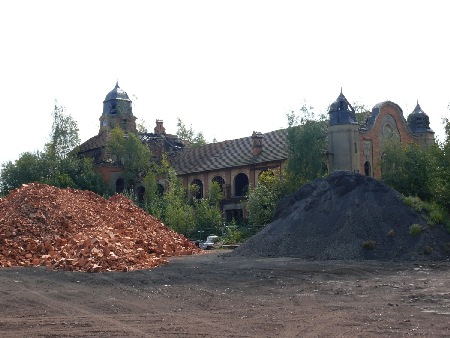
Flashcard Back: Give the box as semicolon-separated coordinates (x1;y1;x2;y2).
0;183;201;272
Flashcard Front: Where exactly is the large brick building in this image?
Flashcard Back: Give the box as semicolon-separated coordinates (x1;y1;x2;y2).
78;84;435;222
327;91;434;178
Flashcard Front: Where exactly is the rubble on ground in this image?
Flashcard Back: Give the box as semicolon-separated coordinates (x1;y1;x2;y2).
0;183;201;272
233;171;450;261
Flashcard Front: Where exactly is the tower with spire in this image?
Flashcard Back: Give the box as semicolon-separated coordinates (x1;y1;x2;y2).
99;81;137;133
327;89;360;173
407;101;435;146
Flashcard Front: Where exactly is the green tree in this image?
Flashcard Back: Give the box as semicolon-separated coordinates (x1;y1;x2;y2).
176;118;207;147
162;166;196;237
45;102;80;159
191;181;224;236
247;169;288;226
106;126;153;187
380;138;441;203
352;102;371;124
0;151;47;194
285;104;328;190
0;104;109;196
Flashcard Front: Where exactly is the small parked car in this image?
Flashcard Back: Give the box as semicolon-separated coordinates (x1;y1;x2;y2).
199;235;220;250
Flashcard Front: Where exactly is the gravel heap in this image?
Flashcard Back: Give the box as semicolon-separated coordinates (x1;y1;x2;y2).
0;183;200;272
233;171;450;261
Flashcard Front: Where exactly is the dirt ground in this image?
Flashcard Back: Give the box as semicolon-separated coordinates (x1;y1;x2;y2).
0;250;449;338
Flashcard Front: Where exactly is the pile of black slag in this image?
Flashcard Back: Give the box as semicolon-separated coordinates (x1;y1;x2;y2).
233;171;450;261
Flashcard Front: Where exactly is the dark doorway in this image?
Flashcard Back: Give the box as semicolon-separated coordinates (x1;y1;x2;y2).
364;161;371;176
116;178;125;193
234;173;249;197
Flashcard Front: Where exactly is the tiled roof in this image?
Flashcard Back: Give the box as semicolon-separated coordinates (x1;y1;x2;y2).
78;131;109;152
171;129;288;175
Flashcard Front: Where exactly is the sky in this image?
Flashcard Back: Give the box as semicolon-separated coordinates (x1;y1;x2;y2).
1;0;449;165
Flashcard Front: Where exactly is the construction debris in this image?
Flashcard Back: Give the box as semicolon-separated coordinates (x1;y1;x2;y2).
233;171;450;261
0;183;201;272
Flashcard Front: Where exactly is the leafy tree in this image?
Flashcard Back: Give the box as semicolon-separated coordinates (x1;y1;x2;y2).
352;102;371;124
0;104;109;196
285;104;328;190
162;166;196;237
176;118;207;147
136;118;148;133
1;152;47;194
247;169;289;226
45;103;80;159
106;126;153;187
380;136;448;209
192;181;224;236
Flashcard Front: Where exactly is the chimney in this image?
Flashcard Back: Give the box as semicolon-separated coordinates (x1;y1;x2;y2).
252;131;264;156
154;119;166;134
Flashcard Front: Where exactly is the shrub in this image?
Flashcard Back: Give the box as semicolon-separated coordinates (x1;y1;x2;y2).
409;224;422;237
362;240;376;249
403;196;425;212
428;204;446;225
423;246;433;255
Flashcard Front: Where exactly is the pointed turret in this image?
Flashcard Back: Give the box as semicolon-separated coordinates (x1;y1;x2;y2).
328;90;358;126
99;82;136;133
407;101;433;134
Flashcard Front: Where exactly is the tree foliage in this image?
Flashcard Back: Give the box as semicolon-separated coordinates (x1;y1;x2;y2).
106;126;153;187
285;104;328;190
246;104;328;227
352;101;371;124
380;139;438;201
380;128;450;212
176;118;207;147
45;103;80;159
247;170;289;226
0;104;109;196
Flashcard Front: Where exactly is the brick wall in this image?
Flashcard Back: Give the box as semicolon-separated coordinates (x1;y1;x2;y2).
359;102;415;178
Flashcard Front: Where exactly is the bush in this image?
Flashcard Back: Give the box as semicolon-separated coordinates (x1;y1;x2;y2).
362;240;376;249
428;204;446;225
409;224;422;237
403;196;425;212
221;222;261;245
423;246;433;255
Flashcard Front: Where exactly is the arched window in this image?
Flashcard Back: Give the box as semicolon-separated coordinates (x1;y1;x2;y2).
157;183;165;195
364;161;371;177
116;178;125;193
191;179;203;199
234;173;249;197
212;176;225;192
137;186;145;204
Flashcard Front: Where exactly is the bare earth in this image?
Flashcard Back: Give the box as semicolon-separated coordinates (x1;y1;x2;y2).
0;250;449;338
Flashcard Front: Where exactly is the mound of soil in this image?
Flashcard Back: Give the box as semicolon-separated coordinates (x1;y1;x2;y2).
0;183;200;272
233;171;450;260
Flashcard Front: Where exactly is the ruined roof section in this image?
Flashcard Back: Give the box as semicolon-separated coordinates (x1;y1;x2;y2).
171;129;288;175
78;131;109;153
366;101;404;131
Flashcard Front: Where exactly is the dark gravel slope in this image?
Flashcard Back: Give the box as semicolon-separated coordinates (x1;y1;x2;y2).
233;171;450;261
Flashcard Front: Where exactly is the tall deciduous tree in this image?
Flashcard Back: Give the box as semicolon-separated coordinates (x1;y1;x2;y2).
285;104;328;190
106;126;152;187
176;118;207;147
0;104;109;195
247;169;289;226
45;103;80;159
